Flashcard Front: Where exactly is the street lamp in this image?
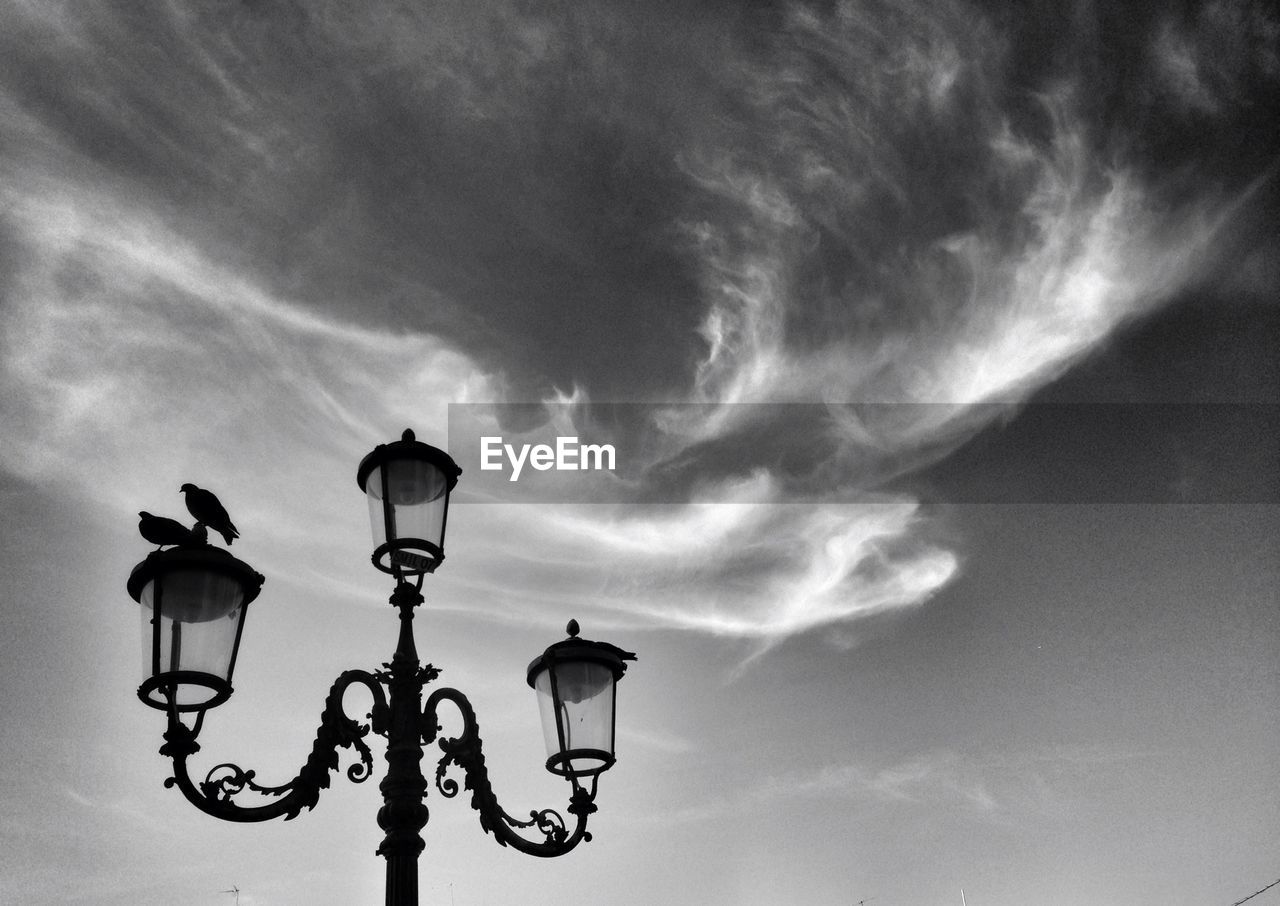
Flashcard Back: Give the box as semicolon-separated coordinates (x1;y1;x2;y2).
127;429;636;906
128;545;263;712
357;429;461;576
527;620;632;781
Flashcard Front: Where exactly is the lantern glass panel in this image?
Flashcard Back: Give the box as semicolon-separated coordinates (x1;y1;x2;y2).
138;570;245;709
364;459;450;563
534;660;616;776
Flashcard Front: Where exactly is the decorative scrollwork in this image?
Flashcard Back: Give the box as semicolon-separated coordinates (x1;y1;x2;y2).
422;686;594;857
518;808;570;842
201;763;272;802
161;669;387;822
156;658;601;855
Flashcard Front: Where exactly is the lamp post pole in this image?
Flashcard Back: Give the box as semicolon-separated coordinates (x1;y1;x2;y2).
379;581;429;905
127;430;635;906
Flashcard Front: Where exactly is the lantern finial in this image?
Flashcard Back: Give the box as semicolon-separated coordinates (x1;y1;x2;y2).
566;619;579;638
402;428;416;442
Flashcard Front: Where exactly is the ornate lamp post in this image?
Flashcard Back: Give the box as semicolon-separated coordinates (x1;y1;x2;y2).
127;429;636;906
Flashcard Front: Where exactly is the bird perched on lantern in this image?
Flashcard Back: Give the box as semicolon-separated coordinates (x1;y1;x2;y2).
180;483;239;545
137;511;197;548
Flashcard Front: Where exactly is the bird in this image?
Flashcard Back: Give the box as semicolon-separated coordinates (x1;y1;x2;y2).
180;483;239;545
138;511;196;548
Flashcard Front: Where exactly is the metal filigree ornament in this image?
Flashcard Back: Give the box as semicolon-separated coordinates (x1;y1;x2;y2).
151;579;607;859
159;669;384;822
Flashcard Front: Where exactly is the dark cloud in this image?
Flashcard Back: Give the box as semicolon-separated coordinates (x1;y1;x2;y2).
5;0;1275;409
1;2;743;399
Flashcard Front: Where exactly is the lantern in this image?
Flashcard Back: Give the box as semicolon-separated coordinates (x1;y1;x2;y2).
127;546;264;712
527;620;636;780
356;429;462;577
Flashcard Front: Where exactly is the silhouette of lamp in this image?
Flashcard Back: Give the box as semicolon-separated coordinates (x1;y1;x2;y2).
127;546;264;712
125;429;635;906
357;428;461;576
528;621;633;783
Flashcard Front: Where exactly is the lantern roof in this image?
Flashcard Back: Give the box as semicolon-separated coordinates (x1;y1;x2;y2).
526;620;637;687
356;428;462;493
127;544;265;606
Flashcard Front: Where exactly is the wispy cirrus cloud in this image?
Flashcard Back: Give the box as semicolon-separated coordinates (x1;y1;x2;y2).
0;173;955;642
446;480;956;644
0;174;498;592
669;1;1242;448
631;743;1159;828
1;0;1274;651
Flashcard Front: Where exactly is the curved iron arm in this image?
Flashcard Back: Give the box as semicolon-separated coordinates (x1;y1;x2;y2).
160;669;388;822
423;686;596;857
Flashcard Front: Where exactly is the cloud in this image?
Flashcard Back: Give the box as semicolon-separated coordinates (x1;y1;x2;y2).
618;726;698;756
0;173;499;594
630;750;1002;829
673;3;1235;419
448;484;956;644
0;169;954;645
63;785;174;837
2;0;1274;652
1151;1;1280;116
640;0;1267;520
746;753;997;811
637;743;1160;828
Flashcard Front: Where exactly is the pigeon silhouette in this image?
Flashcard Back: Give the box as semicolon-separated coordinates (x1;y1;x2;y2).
138;512;196;548
180;484;239;545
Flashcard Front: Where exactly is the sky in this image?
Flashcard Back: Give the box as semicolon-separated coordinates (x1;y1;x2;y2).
0;1;1277;904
